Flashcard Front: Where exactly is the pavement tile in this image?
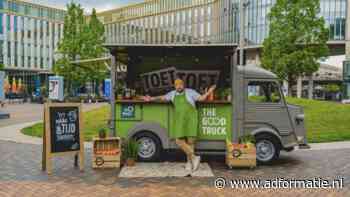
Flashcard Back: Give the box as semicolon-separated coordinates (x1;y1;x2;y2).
0;139;349;196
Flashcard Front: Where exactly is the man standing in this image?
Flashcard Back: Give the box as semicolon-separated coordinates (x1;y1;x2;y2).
143;79;216;172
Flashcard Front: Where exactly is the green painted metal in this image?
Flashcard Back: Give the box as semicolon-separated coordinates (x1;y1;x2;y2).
115;103;232;141
197;104;232;140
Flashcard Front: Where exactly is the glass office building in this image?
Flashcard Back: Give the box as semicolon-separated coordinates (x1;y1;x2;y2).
0;0;65;93
0;0;347;94
99;0;347;46
0;0;347;68
98;0;348;98
245;0;347;46
100;0;240;45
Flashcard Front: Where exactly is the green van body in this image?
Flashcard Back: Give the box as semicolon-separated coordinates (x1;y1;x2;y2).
116;103;232;141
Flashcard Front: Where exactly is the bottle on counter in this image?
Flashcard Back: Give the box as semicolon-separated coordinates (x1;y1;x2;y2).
131;89;136;99
124;88;131;99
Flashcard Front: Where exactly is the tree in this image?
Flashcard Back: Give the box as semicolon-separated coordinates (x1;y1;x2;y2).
54;4;107;96
261;0;329;96
324;84;340;93
0;63;4;70
81;9;107;88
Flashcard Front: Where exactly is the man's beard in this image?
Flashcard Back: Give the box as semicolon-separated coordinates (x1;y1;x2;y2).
176;89;184;93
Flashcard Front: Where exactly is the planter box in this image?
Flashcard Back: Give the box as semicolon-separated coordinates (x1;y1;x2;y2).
92;137;121;169
226;142;256;169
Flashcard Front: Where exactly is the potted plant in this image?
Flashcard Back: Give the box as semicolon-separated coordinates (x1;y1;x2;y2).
239;135;256;148
215;88;224;100
224;88;232;101
124;139;139;166
98;128;107;139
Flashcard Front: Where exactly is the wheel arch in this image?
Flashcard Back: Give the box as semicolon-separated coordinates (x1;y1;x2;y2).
251;127;282;148
126;122;170;149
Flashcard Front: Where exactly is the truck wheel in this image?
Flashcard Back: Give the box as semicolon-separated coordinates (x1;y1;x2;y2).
255;134;280;164
134;132;162;162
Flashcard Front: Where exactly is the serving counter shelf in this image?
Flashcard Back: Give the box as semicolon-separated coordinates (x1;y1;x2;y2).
116;99;231;105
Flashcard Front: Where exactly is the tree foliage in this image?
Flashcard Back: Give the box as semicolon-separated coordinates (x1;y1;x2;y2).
81;8;107;83
54;3;106;94
0;63;4;70
261;0;329;82
324;84;340;93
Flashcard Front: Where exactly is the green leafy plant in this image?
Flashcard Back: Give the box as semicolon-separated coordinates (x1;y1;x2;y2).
324;84;340;93
224;88;231;98
124;139;140;159
239;135;256;144
98;128;107;138
40;86;47;97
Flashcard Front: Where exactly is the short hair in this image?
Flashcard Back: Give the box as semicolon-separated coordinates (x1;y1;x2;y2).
174;79;184;86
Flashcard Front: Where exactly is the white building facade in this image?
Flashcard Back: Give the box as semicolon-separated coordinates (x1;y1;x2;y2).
0;0;65;93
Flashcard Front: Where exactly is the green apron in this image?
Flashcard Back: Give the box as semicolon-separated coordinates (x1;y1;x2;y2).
170;92;198;139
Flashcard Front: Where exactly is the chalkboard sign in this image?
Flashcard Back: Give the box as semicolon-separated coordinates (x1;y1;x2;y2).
50;107;80;153
42;103;84;174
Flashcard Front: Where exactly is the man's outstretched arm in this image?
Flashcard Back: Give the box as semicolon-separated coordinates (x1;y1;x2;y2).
142;95;167;102
197;85;216;101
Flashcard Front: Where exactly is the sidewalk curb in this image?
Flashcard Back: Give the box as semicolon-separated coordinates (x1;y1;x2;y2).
297;141;350;151
0;103;107;147
0;121;93;148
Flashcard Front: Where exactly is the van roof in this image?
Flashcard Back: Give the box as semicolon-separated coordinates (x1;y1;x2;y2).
238;65;277;79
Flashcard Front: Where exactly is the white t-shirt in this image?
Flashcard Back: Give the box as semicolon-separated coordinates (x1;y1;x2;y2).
164;88;201;107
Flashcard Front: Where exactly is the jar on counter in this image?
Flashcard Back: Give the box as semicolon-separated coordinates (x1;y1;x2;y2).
124;88;132;99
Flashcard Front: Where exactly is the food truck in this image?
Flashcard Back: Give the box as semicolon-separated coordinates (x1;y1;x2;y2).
107;45;307;164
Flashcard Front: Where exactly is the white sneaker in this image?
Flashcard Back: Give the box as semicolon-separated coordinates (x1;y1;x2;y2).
185;161;192;171
191;156;201;171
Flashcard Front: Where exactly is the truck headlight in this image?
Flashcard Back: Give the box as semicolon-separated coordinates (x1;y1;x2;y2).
295;114;304;125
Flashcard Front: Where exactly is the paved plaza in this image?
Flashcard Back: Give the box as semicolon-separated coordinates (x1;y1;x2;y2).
0;103;349;196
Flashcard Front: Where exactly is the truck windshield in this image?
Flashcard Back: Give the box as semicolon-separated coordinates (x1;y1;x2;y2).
247;81;281;103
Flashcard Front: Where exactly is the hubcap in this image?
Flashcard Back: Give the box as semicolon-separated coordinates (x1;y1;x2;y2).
137;137;156;159
256;139;275;162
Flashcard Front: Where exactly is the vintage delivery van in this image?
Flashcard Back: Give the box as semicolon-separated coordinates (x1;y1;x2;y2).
115;65;307;164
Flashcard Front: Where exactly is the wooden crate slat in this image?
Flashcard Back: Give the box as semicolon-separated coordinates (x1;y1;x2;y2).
92;137;121;169
226;142;257;168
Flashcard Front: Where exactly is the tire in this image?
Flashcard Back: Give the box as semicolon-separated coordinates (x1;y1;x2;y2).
255;133;281;164
133;132;162;162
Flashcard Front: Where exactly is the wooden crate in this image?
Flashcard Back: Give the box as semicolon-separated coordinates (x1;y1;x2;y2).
92;137;121;169
226;142;256;169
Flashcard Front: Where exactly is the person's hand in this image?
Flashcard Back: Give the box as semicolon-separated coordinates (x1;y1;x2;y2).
142;95;152;102
208;85;216;93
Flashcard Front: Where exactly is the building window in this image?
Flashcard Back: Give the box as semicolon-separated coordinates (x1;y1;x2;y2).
14;15;17;32
0;40;3;64
7;41;10;58
0;13;3;34
6;15;10;31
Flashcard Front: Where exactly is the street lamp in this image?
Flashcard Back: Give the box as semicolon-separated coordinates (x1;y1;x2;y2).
232;0;249;143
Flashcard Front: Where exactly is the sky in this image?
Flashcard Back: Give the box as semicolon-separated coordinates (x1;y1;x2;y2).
25;0;144;13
